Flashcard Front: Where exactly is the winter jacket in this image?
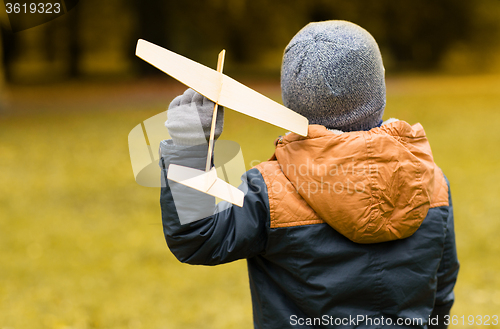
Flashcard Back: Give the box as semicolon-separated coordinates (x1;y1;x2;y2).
159;120;459;329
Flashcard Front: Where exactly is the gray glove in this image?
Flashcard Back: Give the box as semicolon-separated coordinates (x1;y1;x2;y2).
165;88;224;146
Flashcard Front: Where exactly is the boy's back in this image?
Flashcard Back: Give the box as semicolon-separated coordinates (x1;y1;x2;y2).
159;20;458;328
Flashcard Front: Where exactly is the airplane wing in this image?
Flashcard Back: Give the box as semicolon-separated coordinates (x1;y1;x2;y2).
135;39;309;136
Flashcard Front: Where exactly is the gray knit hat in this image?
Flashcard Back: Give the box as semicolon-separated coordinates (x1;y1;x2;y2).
281;20;386;132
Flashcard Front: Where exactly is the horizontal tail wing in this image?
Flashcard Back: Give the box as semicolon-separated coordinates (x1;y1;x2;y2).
167;164;244;207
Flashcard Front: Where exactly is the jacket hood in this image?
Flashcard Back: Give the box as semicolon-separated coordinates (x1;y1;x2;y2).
273;121;438;243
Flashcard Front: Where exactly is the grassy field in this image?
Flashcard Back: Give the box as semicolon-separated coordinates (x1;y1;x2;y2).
1;74;500;328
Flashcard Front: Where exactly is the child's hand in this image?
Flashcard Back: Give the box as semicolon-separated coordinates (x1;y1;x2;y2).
165;88;224;146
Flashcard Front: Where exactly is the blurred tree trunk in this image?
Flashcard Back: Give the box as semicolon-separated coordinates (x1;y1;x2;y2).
133;0;170;75
67;7;81;78
0;16;9;112
0;29;5;112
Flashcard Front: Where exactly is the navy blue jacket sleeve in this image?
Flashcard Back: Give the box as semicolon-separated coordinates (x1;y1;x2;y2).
159;140;270;265
430;180;460;328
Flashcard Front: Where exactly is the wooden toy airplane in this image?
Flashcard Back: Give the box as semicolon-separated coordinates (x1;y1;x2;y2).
135;39;309;207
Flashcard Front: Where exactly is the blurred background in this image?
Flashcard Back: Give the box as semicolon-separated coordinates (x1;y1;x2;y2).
1;0;500;328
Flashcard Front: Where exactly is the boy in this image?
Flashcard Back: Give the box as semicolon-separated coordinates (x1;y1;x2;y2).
160;20;458;328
